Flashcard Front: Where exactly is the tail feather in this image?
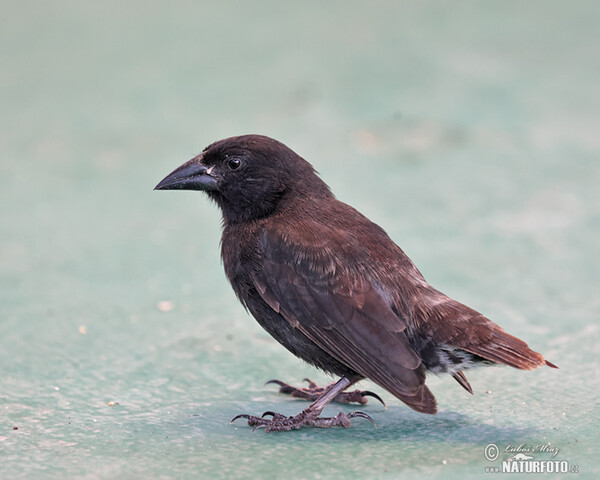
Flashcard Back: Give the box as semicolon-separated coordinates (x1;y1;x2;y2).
463;329;552;370
545;359;559;369
452;370;473;394
422;292;557;371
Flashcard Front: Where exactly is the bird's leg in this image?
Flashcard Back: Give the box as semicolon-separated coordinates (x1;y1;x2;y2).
265;378;385;407
231;376;376;432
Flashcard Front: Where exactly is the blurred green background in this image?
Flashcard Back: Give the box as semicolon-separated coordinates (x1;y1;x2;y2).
1;1;599;479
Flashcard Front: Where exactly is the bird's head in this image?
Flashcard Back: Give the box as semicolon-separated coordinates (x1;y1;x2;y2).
155;135;331;224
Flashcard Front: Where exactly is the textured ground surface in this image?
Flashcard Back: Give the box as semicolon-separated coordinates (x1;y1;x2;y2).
1;1;598;479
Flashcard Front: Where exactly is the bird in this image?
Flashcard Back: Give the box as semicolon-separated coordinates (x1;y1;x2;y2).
155;134;557;432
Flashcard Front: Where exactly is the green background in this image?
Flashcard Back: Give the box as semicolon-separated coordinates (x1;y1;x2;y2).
1;1;598;478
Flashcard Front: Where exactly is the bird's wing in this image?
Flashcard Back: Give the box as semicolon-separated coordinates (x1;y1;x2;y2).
252;227;437;414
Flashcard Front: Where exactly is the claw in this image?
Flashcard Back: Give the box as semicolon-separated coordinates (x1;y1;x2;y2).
266;380;298;396
348;411;377;427
265;379;286;387
261;411;276;418
230;414;251;424
303;378;319;388
361;390;386;408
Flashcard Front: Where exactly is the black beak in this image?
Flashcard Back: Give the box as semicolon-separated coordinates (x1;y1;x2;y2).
154;157;219;191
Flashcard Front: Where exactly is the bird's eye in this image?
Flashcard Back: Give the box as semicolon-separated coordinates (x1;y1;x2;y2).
227;158;242;170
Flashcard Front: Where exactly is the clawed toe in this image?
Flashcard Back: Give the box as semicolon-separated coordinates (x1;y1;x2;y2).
265;379;286;388
360;391;386;408
348;410;376;426
333;389;386;407
261;411;276;418
302;378;319;389
230;413;252;423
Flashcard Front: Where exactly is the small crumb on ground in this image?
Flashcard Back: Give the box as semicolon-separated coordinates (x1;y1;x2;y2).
157;300;175;312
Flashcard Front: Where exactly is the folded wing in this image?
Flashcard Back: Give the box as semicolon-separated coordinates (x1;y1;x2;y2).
253;228;437;414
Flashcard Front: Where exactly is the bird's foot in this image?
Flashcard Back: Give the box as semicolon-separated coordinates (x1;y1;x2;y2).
266;378;385;407
231;409;375;432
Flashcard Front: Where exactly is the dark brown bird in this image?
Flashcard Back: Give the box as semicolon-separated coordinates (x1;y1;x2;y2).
155;134;557;432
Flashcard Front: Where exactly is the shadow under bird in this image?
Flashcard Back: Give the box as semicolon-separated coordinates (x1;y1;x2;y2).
155;134;557;432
